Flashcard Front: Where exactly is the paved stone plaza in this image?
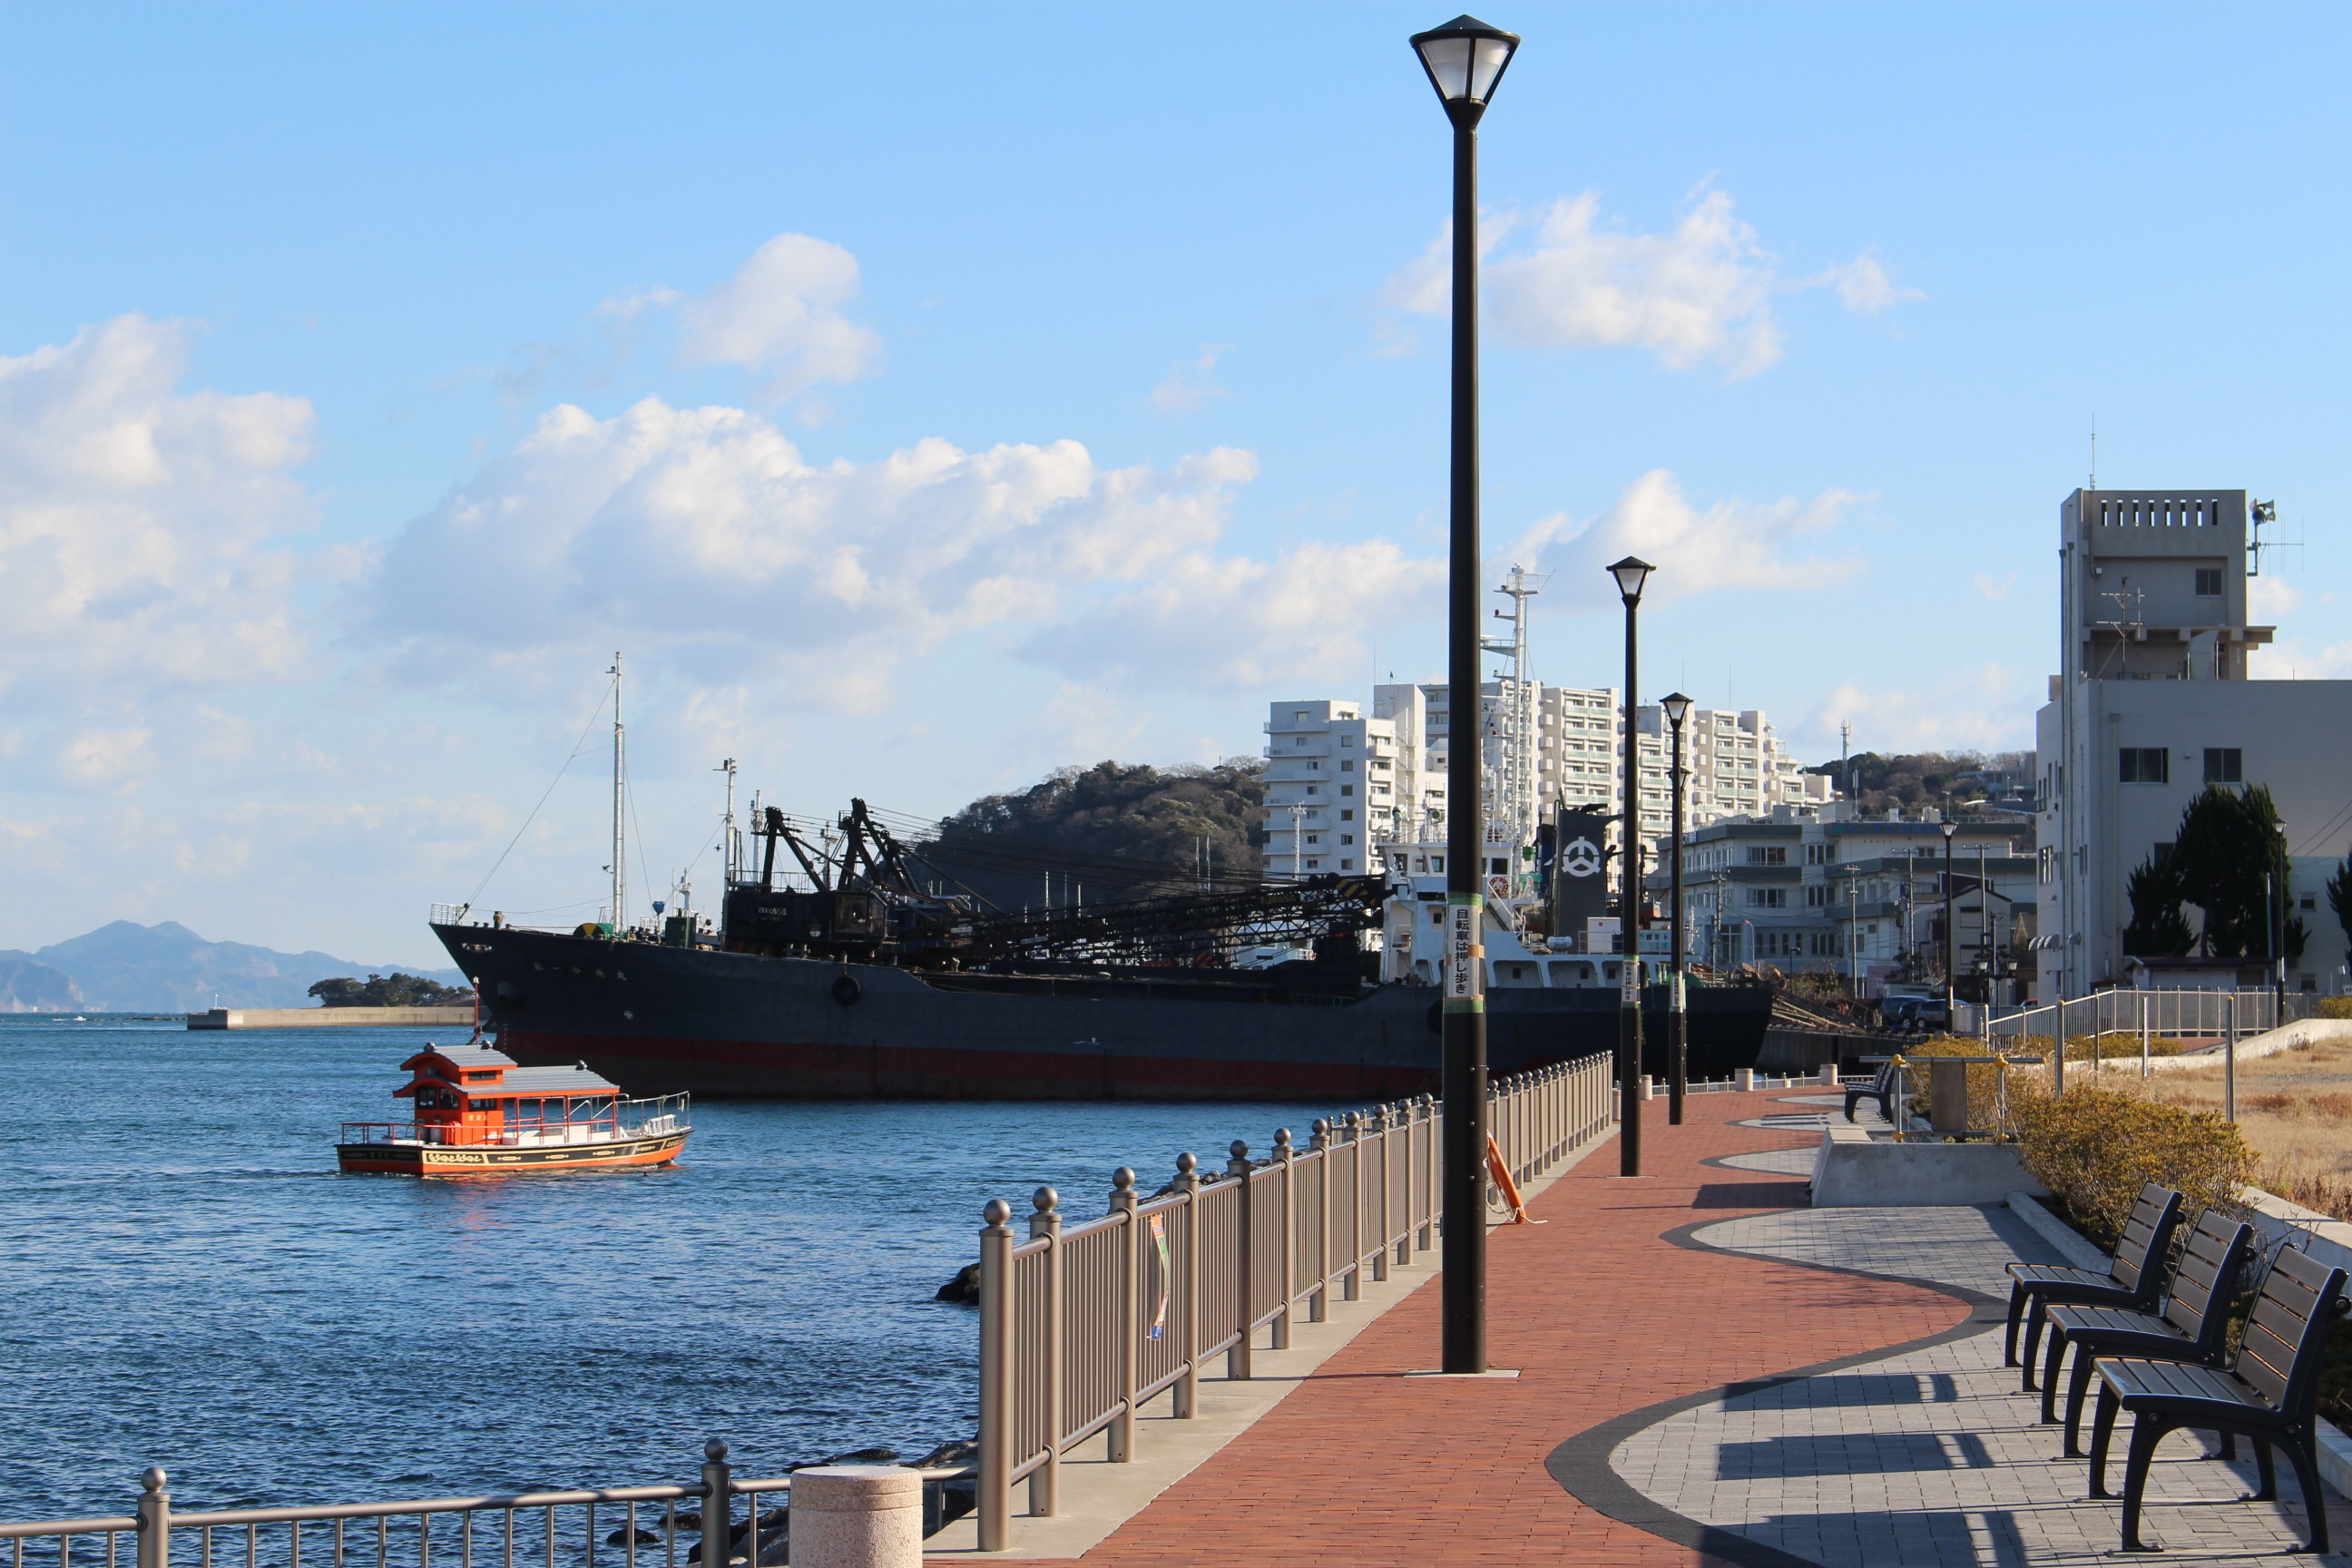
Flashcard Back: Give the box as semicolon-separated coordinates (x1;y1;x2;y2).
952;1092;2347;1567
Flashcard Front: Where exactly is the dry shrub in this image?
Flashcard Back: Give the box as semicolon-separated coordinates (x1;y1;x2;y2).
1891;1036;2044;1136
2014;1083;2258;1251
2315;996;2352;1021
2244;1091;2352;1122
2259;1164;2352;1224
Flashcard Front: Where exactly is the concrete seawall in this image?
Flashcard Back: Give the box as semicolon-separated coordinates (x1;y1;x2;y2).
186;1006;475;1030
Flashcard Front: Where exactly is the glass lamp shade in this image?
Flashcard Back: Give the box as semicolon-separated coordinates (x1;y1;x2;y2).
1410;15;1521;108
1942;819;1960;839
1661;691;1693;730
1608;554;1656;604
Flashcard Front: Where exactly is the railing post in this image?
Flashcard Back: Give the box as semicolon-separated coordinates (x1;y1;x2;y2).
1107;1168;1138;1462
1225;1141;1253;1381
1028;1185;1063;1517
700;1439;732;1568
136;1468;169;1568
1341;1112;1363;1301
1307;1120;1331;1323
1373;1106;1394;1280
976;1200;1014;1551
1171;1152;1200;1417
1272;1128;1295;1348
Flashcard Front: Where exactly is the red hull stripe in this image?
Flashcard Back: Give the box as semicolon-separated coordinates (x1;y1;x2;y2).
335;1133;688;1174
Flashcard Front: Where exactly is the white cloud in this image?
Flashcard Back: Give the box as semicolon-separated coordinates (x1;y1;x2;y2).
351;397;1260;709
1506;470;1868;607
2249;573;2302;621
1973;572;2016;601
1808;252;1926;315
1149;344;1229;415
1023;539;1443;691
0;314;318;712
1806;664;2040;754
677;233;881;397
1384;191;1919;377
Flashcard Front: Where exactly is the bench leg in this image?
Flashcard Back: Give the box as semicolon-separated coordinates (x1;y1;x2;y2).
2021;1296;2050;1391
2088;1382;2122;1498
2249;1435;2276;1502
2004;1283;2028;1366
2040;1326;2069;1424
2119;1415;2168;1552
2285;1434;2330;1555
2063;1347;2100;1456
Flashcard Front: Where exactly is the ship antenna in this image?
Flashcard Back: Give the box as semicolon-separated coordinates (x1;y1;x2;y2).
609;652;626;932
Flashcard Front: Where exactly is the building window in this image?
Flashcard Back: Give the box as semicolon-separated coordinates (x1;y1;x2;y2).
1746;846;1788;866
2202;748;2242;783
1340;835;1355;846
1805;886;1829;907
2118;747;2169;784
1340;784;1355;797
1341;858;1355;869
1307;858;1321;869
1340;808;1355;821
1748;887;1787;908
2194;567;2224;596
1341;735;1356;746
1805;843;1833;864
1306;834;1320;845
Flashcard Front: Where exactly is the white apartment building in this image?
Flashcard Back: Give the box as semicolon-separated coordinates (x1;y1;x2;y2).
1261;701;1408;877
2035;487;2352;998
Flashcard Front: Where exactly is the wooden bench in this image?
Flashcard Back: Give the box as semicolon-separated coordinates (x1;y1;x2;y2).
2037;1209;2257;1455
2087;1244;2351;1553
1843;1059;1902;1124
2004;1182;2185;1391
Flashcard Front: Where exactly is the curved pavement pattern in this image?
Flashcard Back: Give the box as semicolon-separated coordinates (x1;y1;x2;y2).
1600;1205;2352;1565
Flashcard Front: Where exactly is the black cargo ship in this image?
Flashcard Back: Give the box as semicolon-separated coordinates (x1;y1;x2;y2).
436;801;1771;1100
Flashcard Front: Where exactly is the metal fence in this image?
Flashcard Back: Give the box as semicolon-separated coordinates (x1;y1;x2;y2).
0;1443;957;1568
971;1052;1617;1550
1975;988;2301;1047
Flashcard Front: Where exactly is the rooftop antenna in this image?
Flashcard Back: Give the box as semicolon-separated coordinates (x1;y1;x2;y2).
2088;414;2097;494
1840;720;1852;804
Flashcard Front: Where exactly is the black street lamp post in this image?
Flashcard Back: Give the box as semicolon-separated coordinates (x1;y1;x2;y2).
1409;11;1520;1377
1661;692;1692;1123
1941;818;1958;1028
1610;555;1654;1176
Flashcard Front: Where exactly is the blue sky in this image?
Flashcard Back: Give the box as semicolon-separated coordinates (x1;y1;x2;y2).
4;4;2347;964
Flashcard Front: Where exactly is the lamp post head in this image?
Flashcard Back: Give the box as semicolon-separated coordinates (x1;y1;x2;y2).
1409;15;1521;122
1661;691;1692;730
1608;555;1656;606
1941;818;1959;841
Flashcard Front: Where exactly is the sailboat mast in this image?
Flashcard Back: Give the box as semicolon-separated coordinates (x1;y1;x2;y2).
610;652;626;930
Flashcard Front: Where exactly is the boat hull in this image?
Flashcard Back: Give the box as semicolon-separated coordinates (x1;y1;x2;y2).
335;1131;689;1175
436;924;1773;1100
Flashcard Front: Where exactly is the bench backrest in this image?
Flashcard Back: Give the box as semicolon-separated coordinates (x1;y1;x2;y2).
2230;1245;2352;1416
2109;1184;2185;1295
2160;1210;2256;1352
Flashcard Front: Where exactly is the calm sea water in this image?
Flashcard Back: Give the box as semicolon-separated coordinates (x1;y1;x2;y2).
0;1018;1324;1519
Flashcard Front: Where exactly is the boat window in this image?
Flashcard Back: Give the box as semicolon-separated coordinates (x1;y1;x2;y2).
469;1100;499;1112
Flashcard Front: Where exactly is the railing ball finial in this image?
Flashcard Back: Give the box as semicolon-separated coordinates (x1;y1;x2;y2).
1032;1184;1059;1214
983;1197;1012;1226
1230;1138;1250;1161
1274;1126;1293;1149
704;1437;729;1462
1175;1151;1197;1174
141;1466;166;1494
1311;1117;1329;1136
1111;1166;1135;1191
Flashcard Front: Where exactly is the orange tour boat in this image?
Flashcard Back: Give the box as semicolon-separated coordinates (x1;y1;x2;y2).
336;1041;691;1174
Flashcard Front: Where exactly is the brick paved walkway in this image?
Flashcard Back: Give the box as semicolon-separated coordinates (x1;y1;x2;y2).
953;1092;1964;1567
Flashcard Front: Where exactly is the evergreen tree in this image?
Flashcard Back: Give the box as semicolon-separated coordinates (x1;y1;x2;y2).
2122;855;2194;957
2328;851;2352;958
2169;784;2302;961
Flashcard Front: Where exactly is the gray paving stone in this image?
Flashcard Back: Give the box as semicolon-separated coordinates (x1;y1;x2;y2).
1606;1202;2352;1563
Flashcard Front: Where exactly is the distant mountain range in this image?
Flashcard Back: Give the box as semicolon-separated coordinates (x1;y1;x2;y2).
0;921;468;1014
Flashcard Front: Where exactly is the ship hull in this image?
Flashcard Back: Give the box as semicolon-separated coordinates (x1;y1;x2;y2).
334;1130;689;1174
435;925;1772;1100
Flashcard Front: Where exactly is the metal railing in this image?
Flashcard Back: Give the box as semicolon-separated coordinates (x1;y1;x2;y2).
337;1097;691;1148
1976;989;2300;1048
0;1442;965;1568
970;1053;1616;1550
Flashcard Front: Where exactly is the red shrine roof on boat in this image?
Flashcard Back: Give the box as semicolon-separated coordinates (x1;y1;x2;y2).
394;1044;619;1098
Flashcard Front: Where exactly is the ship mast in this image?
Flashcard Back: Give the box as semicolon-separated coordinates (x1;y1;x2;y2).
610;652;627;931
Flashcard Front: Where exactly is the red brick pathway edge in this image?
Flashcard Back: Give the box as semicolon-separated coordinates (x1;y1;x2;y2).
957;1093;1971;1567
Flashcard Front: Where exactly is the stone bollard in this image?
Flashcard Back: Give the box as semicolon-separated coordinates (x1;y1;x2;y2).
789;1466;924;1568
1638;1074;1653;1101
1819;1061;1839;1087
1735;1068;1754;1093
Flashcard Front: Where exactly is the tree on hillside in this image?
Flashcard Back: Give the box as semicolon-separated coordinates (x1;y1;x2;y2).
928;760;1267;909
2170;784;2306;963
310;974;474;1008
1800;750;2032;818
2122;855;2195;957
2327;851;2352;958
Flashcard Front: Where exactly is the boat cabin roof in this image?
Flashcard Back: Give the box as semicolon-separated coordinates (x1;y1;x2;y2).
393;1044;619;1100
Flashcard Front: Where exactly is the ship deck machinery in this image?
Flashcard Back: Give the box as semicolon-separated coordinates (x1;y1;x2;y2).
436;801;1769;1100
